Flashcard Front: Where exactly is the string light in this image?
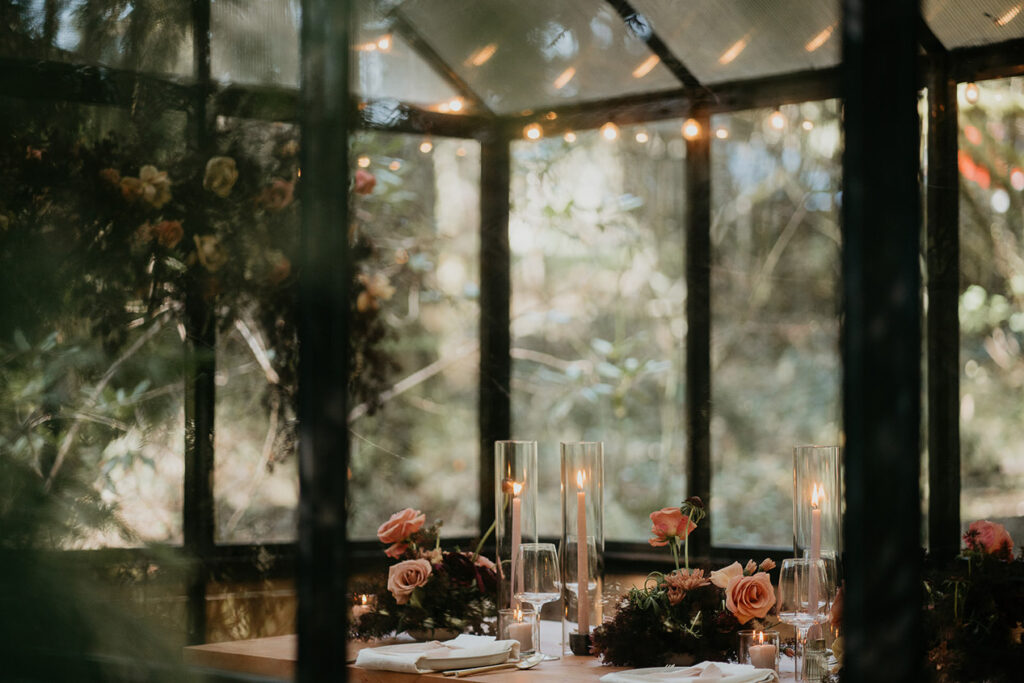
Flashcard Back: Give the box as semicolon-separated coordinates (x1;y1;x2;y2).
553;67;576;90
715;127;729;140
524;123;543;140
564;131;577;143
357;155;371;168
448;98;464;112
964;82;980;104
377;34;392;51
682;118;701;140
769;109;786;131
389;160;401;171
456;147;467;157
419;140;433;154
545;111;558;120
635;131;649;143
802;120;814;131
466;43;497;67
601;122;619;141
632;55;660;79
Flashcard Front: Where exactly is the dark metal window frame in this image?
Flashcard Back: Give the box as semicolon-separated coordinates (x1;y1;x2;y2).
2;1;1020;676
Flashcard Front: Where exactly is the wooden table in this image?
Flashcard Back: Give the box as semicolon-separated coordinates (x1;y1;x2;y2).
184;621;797;681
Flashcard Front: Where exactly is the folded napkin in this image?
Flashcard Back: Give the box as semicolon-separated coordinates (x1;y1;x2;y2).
354;634;521;674
600;661;778;683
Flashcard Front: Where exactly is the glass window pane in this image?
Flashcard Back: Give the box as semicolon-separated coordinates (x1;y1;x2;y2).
710;101;842;547
958;78;1024;536
211;0;300;87
347;133;481;539
0;1;192;77
511;120;687;541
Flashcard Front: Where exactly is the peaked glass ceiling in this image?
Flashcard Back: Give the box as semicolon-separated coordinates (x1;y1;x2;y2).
393;0;681;114
924;0;1024;48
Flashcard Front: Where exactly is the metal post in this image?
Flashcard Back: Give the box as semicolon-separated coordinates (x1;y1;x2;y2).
297;0;353;680
841;1;923;680
685;109;712;558
183;0;215;646
926;52;961;561
478;129;512;538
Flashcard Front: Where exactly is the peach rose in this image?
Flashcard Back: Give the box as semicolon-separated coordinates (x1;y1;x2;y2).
377;508;426;545
203;156;238;198
725;572;776;624
710;561;743;588
387;559;432;605
965;520;1014;558
153;219;183;249
384;543;408;559
258;178;295;211
194;234;228;272
139;165;172;208
648;507;697;547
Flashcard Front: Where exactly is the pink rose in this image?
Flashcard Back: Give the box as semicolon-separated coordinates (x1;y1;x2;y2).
710;561;743;588
726;573;776;624
354;169;376;195
384;543;408;559
965;520;1014;558
387;559;432;604
377;508;426;545
648;507;697;547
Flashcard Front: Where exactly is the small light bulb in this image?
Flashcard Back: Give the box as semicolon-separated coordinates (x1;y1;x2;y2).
377;34;392;51
448;98;464;112
964;82;980;104
715;127;729;140
601;122;619;141
682;118;701;140
802;120;814;131
419;140;433;154
769;110;786;131
524;123;543;140
564;131;577;143
545;111;558;120
389;160;401;171
456;147;467;157
357;155;371;168
635;131;649;143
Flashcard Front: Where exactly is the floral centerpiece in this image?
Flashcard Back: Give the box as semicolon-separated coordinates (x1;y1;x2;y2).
349;508;499;640
592;498;778;666
921;520;1024;682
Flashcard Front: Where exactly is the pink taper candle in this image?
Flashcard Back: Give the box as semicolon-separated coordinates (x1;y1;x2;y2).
510;481;523;609
576;470;589;634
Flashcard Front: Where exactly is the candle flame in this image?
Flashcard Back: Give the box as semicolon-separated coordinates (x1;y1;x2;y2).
512;481;523;496
811;483;824;507
758;631;764;645
360;594;369;605
576;470;586;489
514;608;522;620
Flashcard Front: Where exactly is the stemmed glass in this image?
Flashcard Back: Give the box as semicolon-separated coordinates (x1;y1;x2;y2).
776;558;831;682
514;543;562;660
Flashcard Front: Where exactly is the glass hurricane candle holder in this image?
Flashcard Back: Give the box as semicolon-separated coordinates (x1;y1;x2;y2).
559;441;603;655
793;445;842;561
739;629;780;672
495;440;539;610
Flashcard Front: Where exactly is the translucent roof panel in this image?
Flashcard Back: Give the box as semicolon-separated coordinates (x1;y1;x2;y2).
354;11;460;110
924;0;1024;49
632;0;839;85
394;0;681;114
211;0;300;87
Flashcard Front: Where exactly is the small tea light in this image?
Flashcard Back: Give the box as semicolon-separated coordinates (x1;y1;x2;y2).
739;629;779;672
352;594;375;620
499;607;539;654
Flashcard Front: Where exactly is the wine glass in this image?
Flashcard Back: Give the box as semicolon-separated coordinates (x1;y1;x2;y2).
515;543;562;660
776;558;830;682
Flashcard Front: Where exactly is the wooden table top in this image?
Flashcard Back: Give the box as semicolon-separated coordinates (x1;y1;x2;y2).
184;621;797;681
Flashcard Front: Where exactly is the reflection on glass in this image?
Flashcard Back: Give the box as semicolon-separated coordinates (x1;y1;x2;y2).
511;120;687;540
958;78;1024;532
347;133;481;538
710;101;842;547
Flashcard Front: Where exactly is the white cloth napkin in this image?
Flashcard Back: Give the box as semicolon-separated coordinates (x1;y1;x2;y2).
600;661;779;683
354;634;521;674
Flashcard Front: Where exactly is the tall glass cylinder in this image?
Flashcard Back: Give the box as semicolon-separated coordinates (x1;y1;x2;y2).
793;445;842;560
495;441;539;610
559;442;603;655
